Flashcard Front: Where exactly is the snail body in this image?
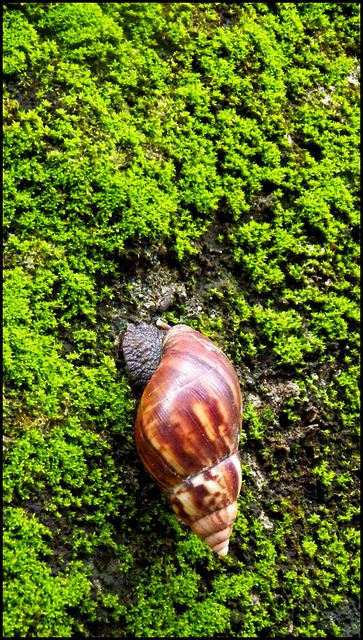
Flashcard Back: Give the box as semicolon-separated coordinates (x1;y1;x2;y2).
122;322;242;556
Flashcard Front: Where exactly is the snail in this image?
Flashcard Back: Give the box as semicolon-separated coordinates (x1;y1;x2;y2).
121;320;242;556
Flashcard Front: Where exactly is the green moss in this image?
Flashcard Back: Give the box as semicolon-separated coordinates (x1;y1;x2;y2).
3;2;359;637
3;507;93;637
243;403;275;442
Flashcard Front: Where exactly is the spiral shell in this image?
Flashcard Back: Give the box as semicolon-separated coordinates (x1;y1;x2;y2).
134;324;242;555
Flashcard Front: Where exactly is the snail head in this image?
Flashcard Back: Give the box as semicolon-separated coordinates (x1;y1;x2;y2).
122;322;166;388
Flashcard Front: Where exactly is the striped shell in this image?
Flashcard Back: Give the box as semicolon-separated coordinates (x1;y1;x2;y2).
135;324;242;556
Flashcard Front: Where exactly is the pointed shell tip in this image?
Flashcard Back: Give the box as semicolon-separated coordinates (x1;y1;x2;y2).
217;545;229;556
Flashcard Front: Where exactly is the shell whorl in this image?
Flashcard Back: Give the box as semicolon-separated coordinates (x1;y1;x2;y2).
192;502;238;556
168;453;242;555
134;325;242;490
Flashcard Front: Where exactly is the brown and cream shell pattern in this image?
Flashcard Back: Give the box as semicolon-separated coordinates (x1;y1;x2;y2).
134;324;242;556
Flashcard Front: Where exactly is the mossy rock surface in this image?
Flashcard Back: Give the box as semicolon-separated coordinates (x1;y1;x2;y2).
3;3;360;637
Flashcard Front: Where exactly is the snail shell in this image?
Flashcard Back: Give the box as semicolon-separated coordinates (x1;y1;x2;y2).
122;323;242;556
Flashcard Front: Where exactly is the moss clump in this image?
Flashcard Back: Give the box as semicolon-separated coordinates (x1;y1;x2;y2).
3;2;360;637
3;506;93;637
